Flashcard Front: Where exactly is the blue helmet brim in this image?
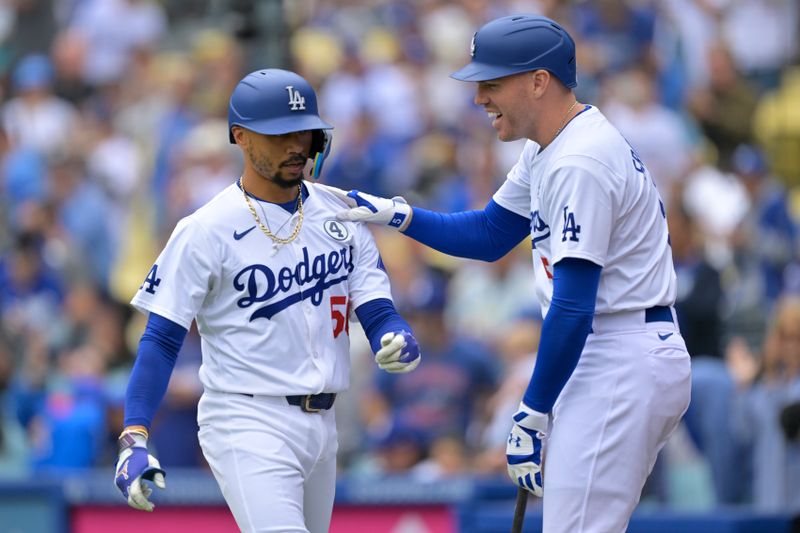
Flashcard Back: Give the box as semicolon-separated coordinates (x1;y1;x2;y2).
451;61;526;82
229;115;333;144
235;114;333;136
451;61;577;88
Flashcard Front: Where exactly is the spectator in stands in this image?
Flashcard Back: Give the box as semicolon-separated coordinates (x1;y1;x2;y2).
720;0;798;92
733;295;800;510
26;343;109;473
729;144;798;304
48;152;115;288
1;54;79;158
686;42;759;171
67;0;167;87
0;232;63;338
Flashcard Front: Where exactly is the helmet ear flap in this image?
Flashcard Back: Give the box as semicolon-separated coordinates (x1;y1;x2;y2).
309;130;332;179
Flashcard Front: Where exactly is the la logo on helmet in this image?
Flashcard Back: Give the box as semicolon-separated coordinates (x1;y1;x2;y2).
470;33;477;57
286;86;306;111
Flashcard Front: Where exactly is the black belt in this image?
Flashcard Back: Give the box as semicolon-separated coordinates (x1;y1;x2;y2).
589;305;674;334
238;392;336;412
286;393;336;413
644;305;673;323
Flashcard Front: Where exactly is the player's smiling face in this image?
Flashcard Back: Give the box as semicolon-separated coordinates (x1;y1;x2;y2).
475;72;538;142
241;129;313;189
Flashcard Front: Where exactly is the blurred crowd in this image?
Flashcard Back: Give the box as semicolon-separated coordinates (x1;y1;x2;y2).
0;0;799;514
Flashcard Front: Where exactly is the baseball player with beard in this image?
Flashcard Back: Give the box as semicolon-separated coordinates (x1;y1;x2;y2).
113;69;421;533
330;15;691;533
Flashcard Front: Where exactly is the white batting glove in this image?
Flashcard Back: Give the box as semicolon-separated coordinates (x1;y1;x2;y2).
376;330;421;373
114;431;166;511
506;402;549;497
322;185;413;231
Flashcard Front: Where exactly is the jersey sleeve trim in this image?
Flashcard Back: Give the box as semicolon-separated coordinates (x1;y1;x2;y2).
131;301;195;331
492;193;530;218
350;290;394;312
551;250;606;268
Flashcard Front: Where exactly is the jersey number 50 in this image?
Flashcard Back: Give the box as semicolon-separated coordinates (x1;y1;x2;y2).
330;296;350;338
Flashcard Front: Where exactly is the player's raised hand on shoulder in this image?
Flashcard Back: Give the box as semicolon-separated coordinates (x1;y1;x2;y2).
375;330;421;373
114;429;166;512
506;402;549;497
321;185;413;231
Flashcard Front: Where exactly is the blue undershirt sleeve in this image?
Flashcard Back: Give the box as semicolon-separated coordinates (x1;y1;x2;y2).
355;298;413;354
124;313;188;428
404;199;530;261
522;258;601;413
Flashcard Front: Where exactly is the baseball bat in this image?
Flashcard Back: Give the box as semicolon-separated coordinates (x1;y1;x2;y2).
511;487;528;533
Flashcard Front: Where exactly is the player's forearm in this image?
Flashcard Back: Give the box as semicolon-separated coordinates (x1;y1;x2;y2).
124;313;187;428
523;258;600;412
404;200;529;262
355;298;412;354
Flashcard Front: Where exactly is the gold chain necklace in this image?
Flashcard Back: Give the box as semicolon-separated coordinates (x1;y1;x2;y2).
554;100;579;138
239;178;304;245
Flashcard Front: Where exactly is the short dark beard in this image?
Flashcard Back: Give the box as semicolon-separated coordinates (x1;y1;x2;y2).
269;171;304;189
248;144;305;189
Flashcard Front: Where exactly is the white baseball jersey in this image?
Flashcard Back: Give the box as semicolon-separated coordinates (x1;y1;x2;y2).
493;106;691;533
493;105;676;316
131;180;392;395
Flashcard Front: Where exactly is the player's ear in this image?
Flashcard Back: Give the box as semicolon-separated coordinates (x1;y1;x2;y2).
530;70;550;98
231;126;247;147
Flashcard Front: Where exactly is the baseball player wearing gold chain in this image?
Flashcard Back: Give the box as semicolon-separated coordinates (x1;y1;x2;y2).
331;15;691;533
113;69;421;533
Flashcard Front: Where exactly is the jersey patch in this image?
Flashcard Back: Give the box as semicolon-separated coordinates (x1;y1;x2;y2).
323;220;349;241
561;206;581;242
234;246;354;320
141;264;162;294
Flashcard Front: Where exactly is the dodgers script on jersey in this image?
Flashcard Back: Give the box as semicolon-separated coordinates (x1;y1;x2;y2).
493;105;676;317
131;182;392;395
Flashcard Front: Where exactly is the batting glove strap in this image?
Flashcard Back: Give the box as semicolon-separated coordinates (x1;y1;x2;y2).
375;330;421;373
512;403;549;435
324;186;413;231
114;433;166;512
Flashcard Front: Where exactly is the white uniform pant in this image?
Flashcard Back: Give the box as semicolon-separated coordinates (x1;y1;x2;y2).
197;390;338;533
542;310;691;533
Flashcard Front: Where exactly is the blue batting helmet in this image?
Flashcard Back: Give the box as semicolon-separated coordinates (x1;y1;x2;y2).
451;14;577;88
228;69;333;178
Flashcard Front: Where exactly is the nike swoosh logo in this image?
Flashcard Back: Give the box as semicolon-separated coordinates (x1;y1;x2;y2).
658;332;674;341
233;226;256;240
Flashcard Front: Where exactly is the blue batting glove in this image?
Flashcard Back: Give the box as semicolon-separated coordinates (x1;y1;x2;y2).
114;431;166;511
506;402;549;497
375;330;421;373
321;185;413;231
